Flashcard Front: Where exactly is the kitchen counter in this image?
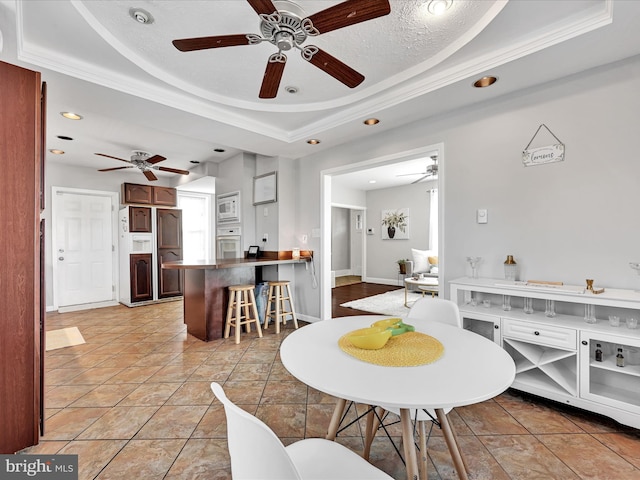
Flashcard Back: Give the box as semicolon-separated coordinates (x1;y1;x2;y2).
162;253;312;341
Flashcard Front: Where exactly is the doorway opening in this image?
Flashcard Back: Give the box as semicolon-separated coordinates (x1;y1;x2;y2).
321;143;444;321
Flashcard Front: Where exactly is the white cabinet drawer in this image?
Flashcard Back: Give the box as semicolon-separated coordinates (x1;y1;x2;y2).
502;319;577;350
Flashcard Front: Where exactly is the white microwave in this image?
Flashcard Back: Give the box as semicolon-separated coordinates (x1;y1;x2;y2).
217;191;240;223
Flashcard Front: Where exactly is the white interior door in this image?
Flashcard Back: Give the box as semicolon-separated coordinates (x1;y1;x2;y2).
54;190;114;307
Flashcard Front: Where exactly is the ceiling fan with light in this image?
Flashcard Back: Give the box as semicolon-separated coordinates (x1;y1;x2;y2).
397;155;438;184
171;0;391;98
96;151;190;181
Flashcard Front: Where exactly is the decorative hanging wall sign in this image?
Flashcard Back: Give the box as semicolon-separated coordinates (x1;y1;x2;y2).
522;124;565;167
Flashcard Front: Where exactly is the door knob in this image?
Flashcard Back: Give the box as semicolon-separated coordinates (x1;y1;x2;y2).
58;256;64;261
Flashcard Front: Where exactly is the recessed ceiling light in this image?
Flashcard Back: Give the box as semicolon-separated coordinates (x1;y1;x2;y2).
363;118;379;125
473;76;498;88
427;0;453;15
56;135;73;141
49;149;65;155
190;160;200;164
213;148;226;153
285;86;298;94
129;8;154;24
60;112;82;120
369;180;377;184
307;139;321;145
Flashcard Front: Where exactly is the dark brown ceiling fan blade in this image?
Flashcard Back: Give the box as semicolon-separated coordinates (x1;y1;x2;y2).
143;170;158;181
98;166;134;172
95;153;131;163
173;34;252;52
146;154;166;164
247;0;278;16
304;47;364;88
305;0;391;35
157;166;190;176
259;54;286;99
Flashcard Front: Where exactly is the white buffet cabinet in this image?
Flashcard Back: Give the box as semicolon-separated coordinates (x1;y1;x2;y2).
450;277;640;429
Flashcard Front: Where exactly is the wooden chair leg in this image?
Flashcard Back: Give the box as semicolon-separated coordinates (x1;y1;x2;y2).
224;290;235;339
249;290;262;338
264;285;274;330
436;408;468;480
326;398;347;441
286;284;299;329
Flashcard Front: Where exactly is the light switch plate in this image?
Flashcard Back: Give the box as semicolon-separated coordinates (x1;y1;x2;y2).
477;209;488;224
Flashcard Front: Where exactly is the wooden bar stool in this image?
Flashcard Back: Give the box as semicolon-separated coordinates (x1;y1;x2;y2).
224;285;263;344
264;280;299;334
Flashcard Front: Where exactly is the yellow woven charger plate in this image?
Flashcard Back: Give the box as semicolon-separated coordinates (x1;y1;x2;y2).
338;331;444;367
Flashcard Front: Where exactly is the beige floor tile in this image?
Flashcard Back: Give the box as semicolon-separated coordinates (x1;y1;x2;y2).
220;380;266;404
166;381;216;406
69;383;139;407
104;365;162;384
135;405;208;439
20;440;69;454
592;432;640;469
95;439;185;480
261;380;308;404
65;367;125;385
165;438;230;479
480;434;579;480
43;407;111;440
46;384;98;408
77;406;159;440
536;433;640;479
227;362;271;381
146;364;199;383
188;363;235;382
57;439;128;480
118;382;181;406
255;403;307;438
455;400;529;435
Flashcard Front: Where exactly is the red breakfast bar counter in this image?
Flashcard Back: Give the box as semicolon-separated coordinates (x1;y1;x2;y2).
162;253;312;341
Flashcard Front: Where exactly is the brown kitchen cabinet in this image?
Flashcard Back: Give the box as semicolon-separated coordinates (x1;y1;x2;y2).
0;61;44;453
158;249;183;298
152;186;177;206
129;206;152;232
157;208;183;298
123;182;152;204
130;254;153;302
123;183;177;207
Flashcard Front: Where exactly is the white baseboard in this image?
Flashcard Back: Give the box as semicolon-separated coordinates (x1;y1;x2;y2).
362;276;403;286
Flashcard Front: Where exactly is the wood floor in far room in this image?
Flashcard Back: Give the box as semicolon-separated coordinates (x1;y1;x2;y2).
332;279;401;318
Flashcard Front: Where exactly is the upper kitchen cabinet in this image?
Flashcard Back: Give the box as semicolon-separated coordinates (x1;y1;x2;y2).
122;183;177;207
123;183;152;204
152;186;177;207
0;60;44;453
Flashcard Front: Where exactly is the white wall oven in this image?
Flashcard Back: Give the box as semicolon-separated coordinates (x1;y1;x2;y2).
217;227;242;259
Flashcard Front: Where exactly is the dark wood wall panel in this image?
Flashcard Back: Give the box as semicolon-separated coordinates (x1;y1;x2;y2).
0;60;42;453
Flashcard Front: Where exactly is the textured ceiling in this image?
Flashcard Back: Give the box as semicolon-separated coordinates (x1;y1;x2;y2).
1;0;639;186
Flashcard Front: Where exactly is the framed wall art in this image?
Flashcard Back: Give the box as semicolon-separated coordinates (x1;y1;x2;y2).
381;208;409;240
253;171;277;205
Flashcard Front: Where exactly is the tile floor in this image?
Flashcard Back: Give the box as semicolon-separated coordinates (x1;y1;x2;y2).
23;301;640;479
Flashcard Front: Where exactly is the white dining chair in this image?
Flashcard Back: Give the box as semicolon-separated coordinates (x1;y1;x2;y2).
366;298;468;479
210;382;393;480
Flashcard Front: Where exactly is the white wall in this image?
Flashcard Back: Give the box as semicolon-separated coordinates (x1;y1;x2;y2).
365;181;435;281
294;55;640;319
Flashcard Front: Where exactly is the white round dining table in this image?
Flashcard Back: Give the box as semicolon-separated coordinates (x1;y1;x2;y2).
280;315;515;480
